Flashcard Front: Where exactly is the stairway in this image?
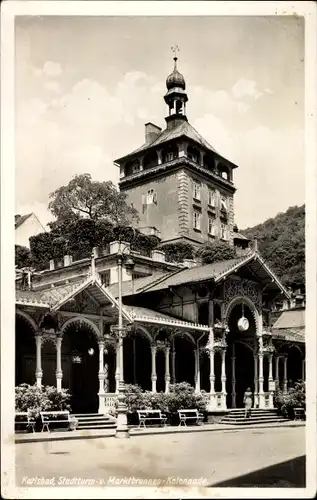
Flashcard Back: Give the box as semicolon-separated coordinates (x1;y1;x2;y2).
220;408;289;426
72;413;117;430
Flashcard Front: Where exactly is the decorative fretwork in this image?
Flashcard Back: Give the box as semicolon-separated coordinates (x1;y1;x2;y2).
224;278;261;311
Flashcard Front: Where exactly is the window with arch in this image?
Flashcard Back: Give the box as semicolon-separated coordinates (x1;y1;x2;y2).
162;143;178;163
143;151;158;170
125;159;140;176
187;145;200;163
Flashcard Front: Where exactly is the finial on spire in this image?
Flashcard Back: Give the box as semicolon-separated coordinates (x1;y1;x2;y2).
171;45;180;68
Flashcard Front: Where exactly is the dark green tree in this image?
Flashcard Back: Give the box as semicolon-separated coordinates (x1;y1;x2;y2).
195;241;237;265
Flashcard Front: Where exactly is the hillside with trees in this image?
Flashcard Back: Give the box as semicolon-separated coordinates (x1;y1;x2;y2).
241;205;305;291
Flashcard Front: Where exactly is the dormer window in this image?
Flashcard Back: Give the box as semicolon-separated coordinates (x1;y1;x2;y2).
187;145;200;163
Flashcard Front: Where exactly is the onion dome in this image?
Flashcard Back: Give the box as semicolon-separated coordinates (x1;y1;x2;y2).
166;57;186;90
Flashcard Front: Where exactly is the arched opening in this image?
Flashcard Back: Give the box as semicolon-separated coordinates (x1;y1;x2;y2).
143;151;158;170
123;332;151;390
203;153;216;172
62;321;99;414
125;158;140;176
187;145;200;163
174;334;195;387
287;346;304;387
226;301;257;408
162;143;178;163
15;314;36;386
218;163;230;181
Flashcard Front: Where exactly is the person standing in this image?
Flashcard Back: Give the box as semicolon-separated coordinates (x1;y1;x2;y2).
243;387;253;418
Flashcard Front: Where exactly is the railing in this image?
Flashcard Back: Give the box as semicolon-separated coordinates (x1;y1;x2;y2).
103;393;118;410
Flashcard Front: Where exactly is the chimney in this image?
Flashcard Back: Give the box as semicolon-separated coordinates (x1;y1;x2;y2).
49;259;55;271
145;123;162;144
63;255;73;267
253;238;258;252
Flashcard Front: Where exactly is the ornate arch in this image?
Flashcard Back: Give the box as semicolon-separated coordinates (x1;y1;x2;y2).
171;330;196;345
61;316;101;340
234;339;254;354
16;309;38;333
225;295;259;334
134;325;153;344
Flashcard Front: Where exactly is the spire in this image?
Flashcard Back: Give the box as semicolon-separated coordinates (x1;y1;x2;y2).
164;46;188;127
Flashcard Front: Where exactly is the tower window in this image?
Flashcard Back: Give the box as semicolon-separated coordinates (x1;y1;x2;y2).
146;189;157;204
187;145;200;163
193;210;201;231
208;217;216;236
208;188;216;207
193;182;201;201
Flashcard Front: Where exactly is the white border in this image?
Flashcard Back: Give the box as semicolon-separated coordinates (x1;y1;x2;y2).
1;2;316;499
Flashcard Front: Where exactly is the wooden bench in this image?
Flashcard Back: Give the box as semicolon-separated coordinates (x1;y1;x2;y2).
294;407;305;421
40;411;72;432
15;412;36;433
178;409;204;427
137;410;167;429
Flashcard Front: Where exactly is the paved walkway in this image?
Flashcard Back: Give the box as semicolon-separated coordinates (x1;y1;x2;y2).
15;426;305;488
15;420;305;444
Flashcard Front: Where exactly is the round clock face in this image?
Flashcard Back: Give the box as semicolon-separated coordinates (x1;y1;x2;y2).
238;316;249;332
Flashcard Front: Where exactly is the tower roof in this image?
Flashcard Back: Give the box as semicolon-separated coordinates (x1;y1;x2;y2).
114;120;219;164
166;57;186;90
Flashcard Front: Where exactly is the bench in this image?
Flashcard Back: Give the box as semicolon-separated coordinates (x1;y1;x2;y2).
40;411;72;432
15;412;36;433
294;407;305;421
178;409;204;427
137;410;167;429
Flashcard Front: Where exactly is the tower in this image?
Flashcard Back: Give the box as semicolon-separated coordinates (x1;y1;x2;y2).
114;53;238;247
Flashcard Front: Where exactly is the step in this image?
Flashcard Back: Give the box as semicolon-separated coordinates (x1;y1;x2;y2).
73;415;113;421
77;423;116;430
73;413;100;418
220;418;288;426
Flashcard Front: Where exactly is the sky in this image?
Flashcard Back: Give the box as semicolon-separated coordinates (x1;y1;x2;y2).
15;15;304;230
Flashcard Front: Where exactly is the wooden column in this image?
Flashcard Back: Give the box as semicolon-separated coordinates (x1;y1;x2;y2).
151;343;157;393
275;355;280;389
283;355;288;394
194;348;201;393
98;340;106;414
35;333;43;388
164;345;170;393
231;343;236;408
55;335;63;392
254;354;259;408
221;349;227;409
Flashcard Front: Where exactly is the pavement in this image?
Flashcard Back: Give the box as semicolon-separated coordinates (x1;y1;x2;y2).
14;420;305;444
15;425;306;489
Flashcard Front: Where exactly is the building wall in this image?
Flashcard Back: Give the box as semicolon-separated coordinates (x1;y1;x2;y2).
15;214;45;249
122;167;235;246
122;171;181;241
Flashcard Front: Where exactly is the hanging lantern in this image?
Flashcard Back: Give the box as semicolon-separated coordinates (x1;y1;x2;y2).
238;303;249;332
88;347;94;356
71;350;83;364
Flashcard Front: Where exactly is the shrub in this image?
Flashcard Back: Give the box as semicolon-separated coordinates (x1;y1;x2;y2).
15;384;50;419
274;380;305;419
168;382;207;413
15;384;72;420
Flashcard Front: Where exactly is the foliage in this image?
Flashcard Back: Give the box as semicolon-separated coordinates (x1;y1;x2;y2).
48;173;139;229
274;380;305;419
15;384;71;419
241;205;305;290
160;242;195;263
167;382;208;413
15;245;32;269
195;241;237;265
123;382;207;417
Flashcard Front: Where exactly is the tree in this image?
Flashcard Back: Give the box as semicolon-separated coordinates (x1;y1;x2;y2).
195;241;237;265
241;205;305;290
48;173;139;229
15;245;32;268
